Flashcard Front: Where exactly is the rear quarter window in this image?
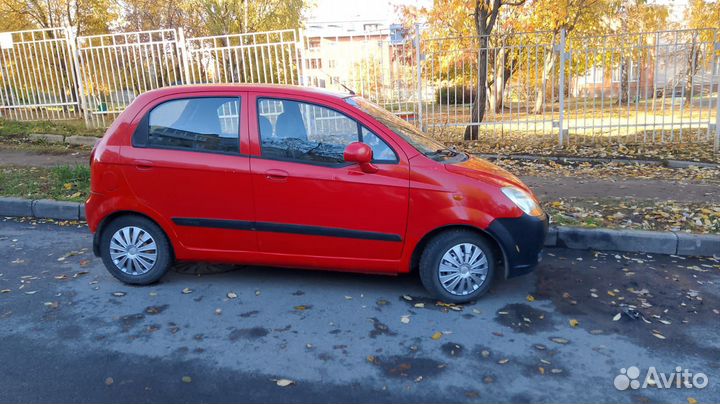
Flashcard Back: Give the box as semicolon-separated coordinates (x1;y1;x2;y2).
133;97;240;154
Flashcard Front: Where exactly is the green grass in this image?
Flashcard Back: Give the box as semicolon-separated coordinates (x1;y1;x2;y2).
0;165;90;202
0;119;104;140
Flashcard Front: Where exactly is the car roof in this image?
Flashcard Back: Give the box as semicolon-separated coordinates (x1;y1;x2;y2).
140;84;354;101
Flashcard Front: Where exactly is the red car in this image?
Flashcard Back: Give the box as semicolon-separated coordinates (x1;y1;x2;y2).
86;84;547;303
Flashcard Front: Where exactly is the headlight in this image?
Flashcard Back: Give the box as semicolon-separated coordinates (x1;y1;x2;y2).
501;187;543;216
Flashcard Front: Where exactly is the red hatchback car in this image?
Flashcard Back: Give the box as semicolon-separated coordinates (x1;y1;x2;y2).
86;84;547;303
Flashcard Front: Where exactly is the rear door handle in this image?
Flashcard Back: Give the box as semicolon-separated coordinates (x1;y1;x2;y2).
134;159;154;170
264;169;288;182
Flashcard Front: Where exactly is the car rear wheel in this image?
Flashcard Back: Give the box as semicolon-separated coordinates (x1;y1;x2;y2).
419;230;496;304
100;215;172;285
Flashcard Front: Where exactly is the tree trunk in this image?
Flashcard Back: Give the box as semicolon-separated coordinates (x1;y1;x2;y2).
464;35;489;140
488;47;514;113
533;49;556;114
619;58;629;105
463;0;524;140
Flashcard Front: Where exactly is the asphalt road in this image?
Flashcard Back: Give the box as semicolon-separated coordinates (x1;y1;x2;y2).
1;218;718;403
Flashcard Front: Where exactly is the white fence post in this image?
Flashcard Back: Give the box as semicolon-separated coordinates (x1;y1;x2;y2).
715;34;720;153
66;27;87;123
414;24;423;130
557;29;567;146
297;29;306;86
177;28;192;85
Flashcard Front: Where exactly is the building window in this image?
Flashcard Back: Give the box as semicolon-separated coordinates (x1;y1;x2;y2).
363;23;381;32
612;61;640;83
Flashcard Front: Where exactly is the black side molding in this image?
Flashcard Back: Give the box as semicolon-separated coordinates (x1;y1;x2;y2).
173;218;253;230
172;218;402;242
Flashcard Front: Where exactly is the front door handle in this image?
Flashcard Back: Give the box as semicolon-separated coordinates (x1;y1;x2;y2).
264;169;288;182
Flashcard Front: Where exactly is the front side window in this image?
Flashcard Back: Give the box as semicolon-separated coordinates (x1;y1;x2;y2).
140;97;240;154
257;98;397;165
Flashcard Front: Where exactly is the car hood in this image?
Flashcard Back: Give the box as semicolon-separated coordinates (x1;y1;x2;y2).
445;155;531;192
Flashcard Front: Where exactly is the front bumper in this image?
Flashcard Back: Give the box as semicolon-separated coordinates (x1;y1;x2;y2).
486;212;549;278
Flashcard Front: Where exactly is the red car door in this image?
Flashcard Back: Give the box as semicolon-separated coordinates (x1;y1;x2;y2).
248;93;409;263
120;92;257;254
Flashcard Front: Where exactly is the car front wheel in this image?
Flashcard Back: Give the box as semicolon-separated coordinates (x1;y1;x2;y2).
99;215;172;285
419;230;496;304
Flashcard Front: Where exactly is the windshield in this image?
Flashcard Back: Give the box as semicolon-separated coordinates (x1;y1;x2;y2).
346;96;462;161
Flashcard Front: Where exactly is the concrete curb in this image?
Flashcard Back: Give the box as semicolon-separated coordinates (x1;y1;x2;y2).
1;197;84;221
546;227;678;255
474;153;720;169
1;197;717;257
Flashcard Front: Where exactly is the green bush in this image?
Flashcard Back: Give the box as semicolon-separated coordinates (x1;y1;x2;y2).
435;85;477;105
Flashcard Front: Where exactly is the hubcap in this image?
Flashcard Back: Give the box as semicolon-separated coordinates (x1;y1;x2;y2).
109;226;158;275
438;243;488;296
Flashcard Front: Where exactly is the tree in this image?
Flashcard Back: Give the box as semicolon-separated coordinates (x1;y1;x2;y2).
403;0;612;137
116;0;189;32
463;0;526;140
0;0;117;37
683;0;720;105
529;0;610;114
685;0;720;33
607;0;668;105
118;0;306;37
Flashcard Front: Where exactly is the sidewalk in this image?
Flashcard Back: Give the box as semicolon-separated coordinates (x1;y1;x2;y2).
523;175;719;203
0;148;89;168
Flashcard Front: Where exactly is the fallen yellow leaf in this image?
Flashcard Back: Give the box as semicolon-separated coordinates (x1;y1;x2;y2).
431;331;443;340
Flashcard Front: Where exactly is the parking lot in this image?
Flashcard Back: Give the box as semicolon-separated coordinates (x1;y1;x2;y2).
1;218;718;403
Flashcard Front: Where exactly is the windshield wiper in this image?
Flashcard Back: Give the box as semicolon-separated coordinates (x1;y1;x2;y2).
424;148;458;157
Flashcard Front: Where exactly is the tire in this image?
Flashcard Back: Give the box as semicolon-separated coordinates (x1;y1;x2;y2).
99;215;173;285
419;230;496;304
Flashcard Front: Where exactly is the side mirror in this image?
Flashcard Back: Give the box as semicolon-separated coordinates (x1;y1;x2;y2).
344;142;378;173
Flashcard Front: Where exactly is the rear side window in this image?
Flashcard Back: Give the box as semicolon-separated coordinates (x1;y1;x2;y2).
134;97;240;154
257;98;397;165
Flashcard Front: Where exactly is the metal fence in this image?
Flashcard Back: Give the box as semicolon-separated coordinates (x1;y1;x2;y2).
0;25;718;150
185;29;301;86
416;28;720;148
76;29;184;127
0;28;80;121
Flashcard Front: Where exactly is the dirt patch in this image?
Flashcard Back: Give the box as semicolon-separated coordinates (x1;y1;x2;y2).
397;295;470;312
118;313;145;332
0;148;89;168
441;342;464;358
229;327;269;341
239;310;259;318
368;317;397;339
495;303;555;334
144;305;168;315
523;176;720;203
372;355;446;379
